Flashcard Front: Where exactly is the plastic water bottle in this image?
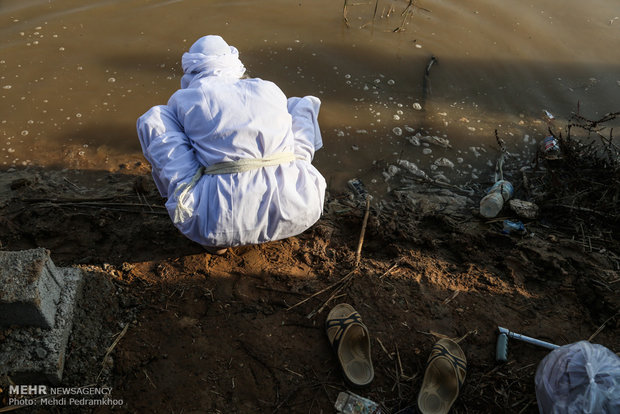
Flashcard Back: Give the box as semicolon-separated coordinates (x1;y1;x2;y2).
479;180;514;218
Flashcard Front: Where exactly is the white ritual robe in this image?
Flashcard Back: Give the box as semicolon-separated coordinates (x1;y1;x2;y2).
137;75;326;247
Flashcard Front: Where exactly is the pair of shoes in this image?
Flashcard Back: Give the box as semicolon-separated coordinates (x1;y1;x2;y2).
325;304;466;414
203;246;228;255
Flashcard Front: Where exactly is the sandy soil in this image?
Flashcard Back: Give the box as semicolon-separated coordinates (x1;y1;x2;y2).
0;164;618;414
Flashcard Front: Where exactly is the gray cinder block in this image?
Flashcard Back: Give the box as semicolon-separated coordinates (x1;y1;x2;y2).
0;248;64;329
0;267;84;384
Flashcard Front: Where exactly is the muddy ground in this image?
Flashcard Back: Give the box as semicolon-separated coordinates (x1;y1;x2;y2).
0;163;618;414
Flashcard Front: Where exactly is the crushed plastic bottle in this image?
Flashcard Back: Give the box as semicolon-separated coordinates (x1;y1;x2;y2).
335;391;382;414
479;180;514;218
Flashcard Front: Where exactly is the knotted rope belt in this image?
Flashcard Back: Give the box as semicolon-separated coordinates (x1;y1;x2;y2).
173;152;304;224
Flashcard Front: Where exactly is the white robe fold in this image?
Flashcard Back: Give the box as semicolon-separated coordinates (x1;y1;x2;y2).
137;75;326;247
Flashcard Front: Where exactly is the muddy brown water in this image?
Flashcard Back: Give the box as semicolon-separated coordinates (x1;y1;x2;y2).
1;0;619;192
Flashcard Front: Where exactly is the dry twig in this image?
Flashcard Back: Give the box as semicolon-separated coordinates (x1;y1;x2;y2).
97;324;129;380
588;311;619;342
355;197;371;266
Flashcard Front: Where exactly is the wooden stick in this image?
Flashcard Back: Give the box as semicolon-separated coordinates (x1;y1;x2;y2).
372;0;378;22
143;369;157;389
379;261;400;279
290;195;371;315
588;311;619;342
355;197;371;267
287;269;356;311
310;291;347;318
442;290;460;305
455;329;478;344
97;324;129;380
401;0;414;16
376;337;393;360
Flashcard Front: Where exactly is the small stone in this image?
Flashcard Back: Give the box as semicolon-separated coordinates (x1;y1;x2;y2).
405;135;421;146
509;199;539;219
35;347;47;358
434;157;455;168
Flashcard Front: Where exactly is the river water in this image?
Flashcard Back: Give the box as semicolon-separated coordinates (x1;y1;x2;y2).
1;0;618;192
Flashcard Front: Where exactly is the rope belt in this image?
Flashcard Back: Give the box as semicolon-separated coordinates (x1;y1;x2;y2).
173;152;304;224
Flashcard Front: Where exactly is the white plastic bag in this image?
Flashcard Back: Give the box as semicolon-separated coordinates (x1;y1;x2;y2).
535;341;620;413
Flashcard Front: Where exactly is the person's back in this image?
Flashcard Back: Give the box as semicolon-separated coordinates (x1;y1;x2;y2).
170;76;294;165
137;35;326;249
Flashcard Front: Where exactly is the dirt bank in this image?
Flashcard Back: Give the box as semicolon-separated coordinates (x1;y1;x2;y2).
0;164;618;413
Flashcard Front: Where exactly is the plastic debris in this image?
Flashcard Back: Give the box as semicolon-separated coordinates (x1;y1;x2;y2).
479;180;514;218
542;136;561;159
535;341;620;414
502;219;526;235
348;178;372;201
543;109;555;120
335;391;382;414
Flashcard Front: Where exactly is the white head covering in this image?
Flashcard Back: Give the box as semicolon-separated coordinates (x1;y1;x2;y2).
180;35;246;88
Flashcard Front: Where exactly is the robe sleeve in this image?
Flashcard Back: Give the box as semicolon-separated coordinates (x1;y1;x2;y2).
287;95;323;162
136;105;201;198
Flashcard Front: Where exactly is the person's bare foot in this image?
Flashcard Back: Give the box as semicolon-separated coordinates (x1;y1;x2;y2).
203;246;228;255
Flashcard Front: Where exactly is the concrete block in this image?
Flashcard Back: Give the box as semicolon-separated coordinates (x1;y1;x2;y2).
0;248;64;329
0;267;84;384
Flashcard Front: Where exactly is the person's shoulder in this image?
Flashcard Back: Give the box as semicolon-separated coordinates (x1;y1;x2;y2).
244;77;285;94
168;85;204;104
250;77;276;85
166;87;207;114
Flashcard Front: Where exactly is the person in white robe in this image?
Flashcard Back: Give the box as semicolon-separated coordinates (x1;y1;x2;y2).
137;35;326;251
